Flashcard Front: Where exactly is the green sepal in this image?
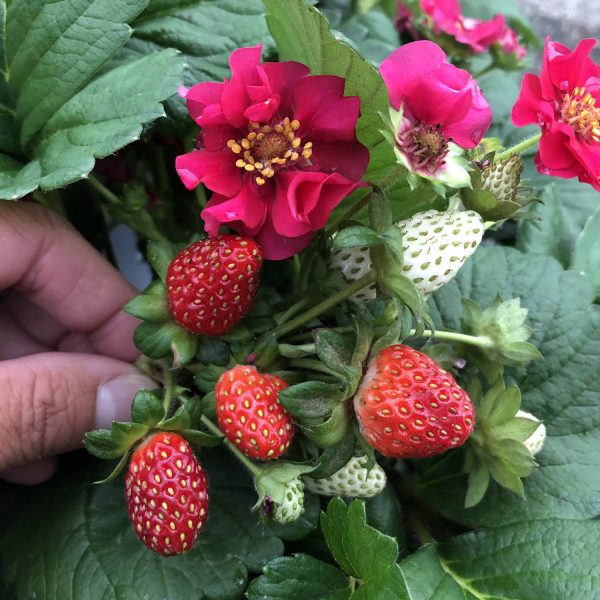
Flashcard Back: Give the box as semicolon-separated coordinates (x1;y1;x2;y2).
379;225;405;266
194;365;227;393
464;377;538;507
278;381;344;423
84;429;123;460
303;403;349;448
200;391;217;419
254;461;315;507
368;191;393;234
254;333;280;370
146;239;178;282
92;451;131;485
171;327;198;368
133;321;182;359
124;280;170;323
350;316;373;367
309;426;356;480
111;421;149;450
130;389;164;428
314;329;362;396
369;300;412;358
180;429;223;448
462;296;543;367
157;404;192;431
333;225;382;249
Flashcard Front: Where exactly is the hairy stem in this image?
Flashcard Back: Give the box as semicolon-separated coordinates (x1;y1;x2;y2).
494;132;542;162
200;415;262;477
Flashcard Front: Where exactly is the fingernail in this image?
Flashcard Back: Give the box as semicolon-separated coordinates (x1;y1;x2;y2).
96;373;157;429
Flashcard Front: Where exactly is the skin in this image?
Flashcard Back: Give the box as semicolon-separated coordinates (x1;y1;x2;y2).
0;202;142;484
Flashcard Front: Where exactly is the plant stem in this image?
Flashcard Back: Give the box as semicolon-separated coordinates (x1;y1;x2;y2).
32;189;67;217
88;174;121;205
473;62;495;80
282;328;493;352
494;132;542;162
162;365;175;416
200;415;262;477
273;271;378;339
275;297;311;325
408;511;435;546
289;358;339;377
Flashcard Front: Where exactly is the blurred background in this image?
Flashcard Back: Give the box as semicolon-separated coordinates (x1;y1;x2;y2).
519;0;600;57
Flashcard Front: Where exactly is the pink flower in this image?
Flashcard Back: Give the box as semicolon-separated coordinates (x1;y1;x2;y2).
175;45;369;260
512;38;600;191
380;41;492;182
419;0;526;58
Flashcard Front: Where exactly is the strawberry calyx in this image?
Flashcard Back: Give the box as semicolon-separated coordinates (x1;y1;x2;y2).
462;373;542;508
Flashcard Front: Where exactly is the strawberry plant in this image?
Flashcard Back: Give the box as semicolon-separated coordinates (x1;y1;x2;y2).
1;0;600;599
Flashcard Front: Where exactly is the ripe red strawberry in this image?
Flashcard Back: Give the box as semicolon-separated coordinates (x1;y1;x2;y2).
215;365;294;460
166;235;263;336
353;344;474;458
125;432;209;556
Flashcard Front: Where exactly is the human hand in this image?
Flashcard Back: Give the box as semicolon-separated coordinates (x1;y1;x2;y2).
0;202;154;485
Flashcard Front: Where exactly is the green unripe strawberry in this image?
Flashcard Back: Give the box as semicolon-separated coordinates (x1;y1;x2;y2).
481;155;523;203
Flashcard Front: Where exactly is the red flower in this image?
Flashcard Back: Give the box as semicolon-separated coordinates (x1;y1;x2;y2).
417;0;526;58
176;45;369;260
381;41;492;183
512;38;600;191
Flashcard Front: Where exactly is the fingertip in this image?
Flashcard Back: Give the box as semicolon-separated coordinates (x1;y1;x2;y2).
0;457;59;485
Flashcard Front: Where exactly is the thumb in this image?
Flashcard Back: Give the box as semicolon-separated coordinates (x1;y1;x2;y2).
0;352;156;472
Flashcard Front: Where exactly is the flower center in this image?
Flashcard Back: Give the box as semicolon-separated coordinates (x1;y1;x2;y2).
560;86;600;143
397;123;449;174
227;117;313;185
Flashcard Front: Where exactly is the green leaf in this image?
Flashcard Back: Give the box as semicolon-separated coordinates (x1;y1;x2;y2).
333;225;382;249
304;402;349;447
314;329;362;394
247;554;352;600
402;520;600;599
0;451;284;600
157;404;191;431
129;0;272;131
422;245;600;527
0;1;6;75
180;428;223;448
1;4;184;199
130;389;164;428
264;0;396;184
572;203;600;301
365;485;407;558
321;499;410;599
7;0;148;146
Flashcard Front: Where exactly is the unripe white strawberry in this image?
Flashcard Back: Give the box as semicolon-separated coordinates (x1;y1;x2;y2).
330;209;484;301
303;454;386;498
481;155;523;203
329;246;377;303
517;410;546;456
271;477;305;524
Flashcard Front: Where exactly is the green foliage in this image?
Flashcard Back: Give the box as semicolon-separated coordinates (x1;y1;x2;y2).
402;520;600;599
127;0;272;132
571;204;600;301
0;452;284;600
0;0;183;199
264;0;396;184
422;245;600;527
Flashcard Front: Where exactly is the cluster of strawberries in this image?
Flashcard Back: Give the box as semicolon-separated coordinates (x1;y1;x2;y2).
124;212;488;556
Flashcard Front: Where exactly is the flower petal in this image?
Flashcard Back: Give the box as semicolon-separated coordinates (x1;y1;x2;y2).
380;41;447;110
292;75;362;141
255;214;314;261
175;150;243;196
309;140;370;181
201;185;268;237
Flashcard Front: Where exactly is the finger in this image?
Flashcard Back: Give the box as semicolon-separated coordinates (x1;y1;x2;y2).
0;352;156;471
0;457;59;485
0;202;139;360
0;306;50;359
